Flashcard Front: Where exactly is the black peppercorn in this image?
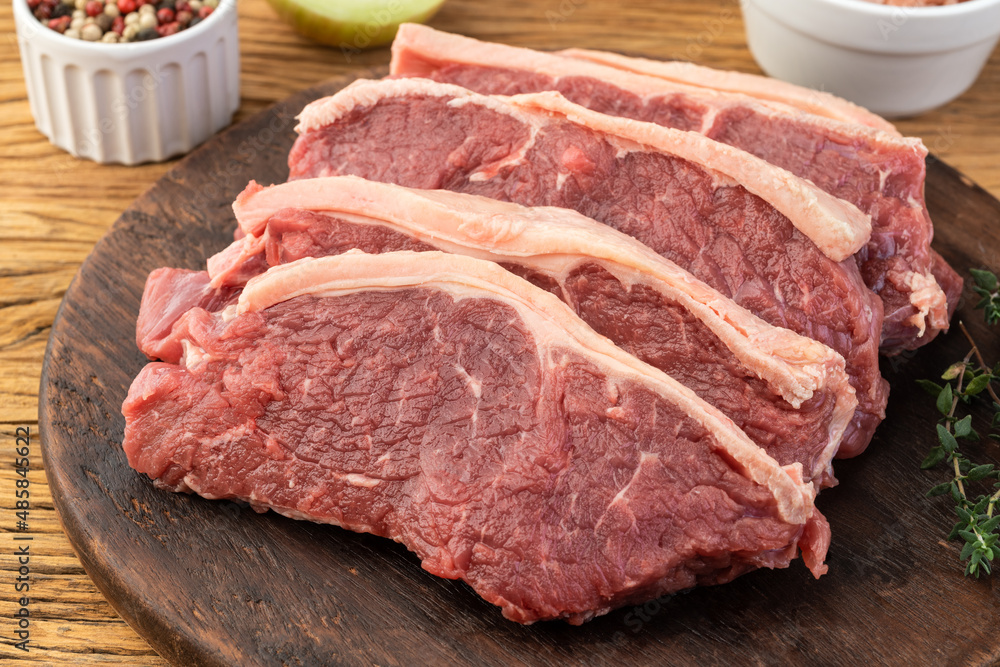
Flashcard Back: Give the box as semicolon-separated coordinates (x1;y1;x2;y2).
134;26;160;40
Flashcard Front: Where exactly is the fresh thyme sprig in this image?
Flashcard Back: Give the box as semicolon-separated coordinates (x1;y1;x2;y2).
920;271;1000;578
970;268;1000;325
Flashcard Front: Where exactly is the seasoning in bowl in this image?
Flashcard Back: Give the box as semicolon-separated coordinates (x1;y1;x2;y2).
27;0;217;42
13;0;240;163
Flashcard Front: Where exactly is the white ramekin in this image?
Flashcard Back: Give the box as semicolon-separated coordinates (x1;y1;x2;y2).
742;0;1000;117
13;0;240;165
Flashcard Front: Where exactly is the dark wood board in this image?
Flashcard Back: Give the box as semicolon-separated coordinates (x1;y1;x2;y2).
39;68;1000;667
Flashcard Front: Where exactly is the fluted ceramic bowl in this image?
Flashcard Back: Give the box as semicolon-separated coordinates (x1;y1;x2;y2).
13;0;240;164
742;0;1000;117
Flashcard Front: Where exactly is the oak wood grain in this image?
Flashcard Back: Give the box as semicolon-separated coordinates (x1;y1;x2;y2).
2;0;1000;664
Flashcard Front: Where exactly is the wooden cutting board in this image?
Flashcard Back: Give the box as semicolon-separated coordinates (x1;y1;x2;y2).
38;68;1000;667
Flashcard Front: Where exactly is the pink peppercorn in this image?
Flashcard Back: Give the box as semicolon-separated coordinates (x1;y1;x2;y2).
156;20;180;36
48;15;72;32
31;0;214;41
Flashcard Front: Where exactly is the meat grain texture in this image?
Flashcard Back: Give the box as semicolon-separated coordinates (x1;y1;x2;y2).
123;252;829;624
287;78;888;458
138;177;856;487
389;24;962;353
121;32;966;626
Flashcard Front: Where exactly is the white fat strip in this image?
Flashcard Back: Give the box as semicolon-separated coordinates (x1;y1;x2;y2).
607;135;740;191
593;452;657;534
181;339;213;371
297;78;510;134
697;105;720;135
905;270;950;335
906;193;925;211
345;473;381;488
878;167;892;195
454;363;483;399
613;452;658;506
558;46;901;135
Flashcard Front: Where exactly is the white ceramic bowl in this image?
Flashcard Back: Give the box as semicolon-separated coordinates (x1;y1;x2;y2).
13;0;240;164
742;0;1000;117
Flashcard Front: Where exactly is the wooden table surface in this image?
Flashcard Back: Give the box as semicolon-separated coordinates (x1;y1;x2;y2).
1;0;998;664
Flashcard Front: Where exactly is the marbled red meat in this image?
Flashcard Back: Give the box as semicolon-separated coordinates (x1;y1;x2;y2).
389;24;962;353
286;79;887;458
123;252;829;624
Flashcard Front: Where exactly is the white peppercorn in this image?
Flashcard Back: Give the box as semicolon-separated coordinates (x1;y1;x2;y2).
138;10;157;29
80;22;102;40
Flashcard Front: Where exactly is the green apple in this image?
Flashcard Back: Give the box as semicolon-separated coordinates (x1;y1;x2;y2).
265;0;446;50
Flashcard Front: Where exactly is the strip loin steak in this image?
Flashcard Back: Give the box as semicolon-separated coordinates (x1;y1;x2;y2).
389;24;963;353
286;78;888;458
130;177;859;485
122;251;830;624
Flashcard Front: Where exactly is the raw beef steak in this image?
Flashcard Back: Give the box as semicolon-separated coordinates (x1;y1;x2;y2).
123;251;829;625
558;48;899;135
389;24;962;353
193;176;857;486
286;78;887;458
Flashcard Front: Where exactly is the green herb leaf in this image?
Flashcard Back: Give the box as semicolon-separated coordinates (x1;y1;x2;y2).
951;483;964;502
954;415;974;438
965;374;993;397
970;268;999;292
959;530;979;543
967;464;996;481
943;362;967;381
922;447;948;469
927;482;952;497
921;270;1000;578
937;383;954;416
948;522;965;540
938;424;958;453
